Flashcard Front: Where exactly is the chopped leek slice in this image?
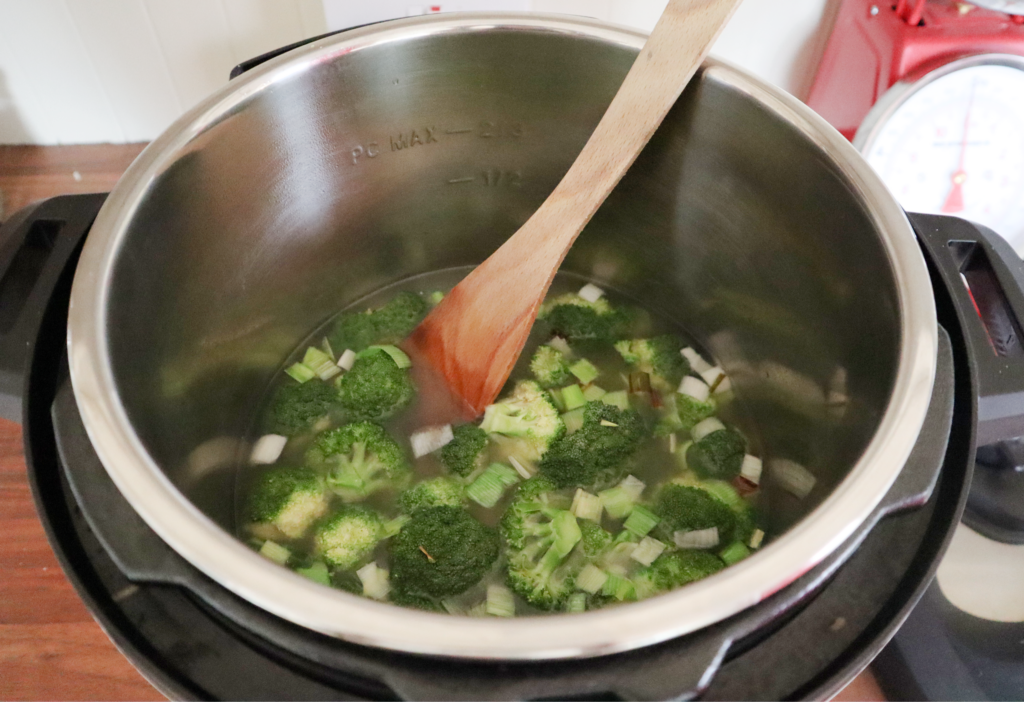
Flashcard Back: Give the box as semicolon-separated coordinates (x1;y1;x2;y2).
467;463;521;508
623;506;659;538
720;541;751;565
562;407;586;434
566;593;587;613
681;347;713;374
570;489;602;522
601;391;630;411
410;424;454;458
570;359;599;385
772;459;816;498
383;515;410;538
250;434;287;465
691;417;726;441
619;475;645;501
303;346;341;380
296;561;330;586
631;536;667;566
367;344;411;369
259;540;291;565
561;384;586;411
599;486;635;520
576;564;609;594
337;349;357;371
285;362;316;383
674;528;720;549
582;384;607;402
740;454;763;485
486;585;516;617
678;375;710;402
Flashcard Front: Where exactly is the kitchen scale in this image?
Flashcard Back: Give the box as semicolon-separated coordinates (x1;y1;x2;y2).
808;2;1024;698
808;0;1024;253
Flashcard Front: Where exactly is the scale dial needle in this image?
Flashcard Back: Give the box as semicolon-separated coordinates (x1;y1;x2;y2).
941;84;976;214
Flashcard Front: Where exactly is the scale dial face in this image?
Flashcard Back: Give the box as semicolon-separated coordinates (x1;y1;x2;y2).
856;55;1024;254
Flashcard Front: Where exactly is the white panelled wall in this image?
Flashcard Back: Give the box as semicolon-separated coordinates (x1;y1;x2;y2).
0;0;831;145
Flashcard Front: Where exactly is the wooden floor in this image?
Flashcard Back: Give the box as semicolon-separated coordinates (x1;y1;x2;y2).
0;143;886;701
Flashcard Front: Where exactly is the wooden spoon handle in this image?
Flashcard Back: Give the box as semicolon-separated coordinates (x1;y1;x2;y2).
405;0;743;415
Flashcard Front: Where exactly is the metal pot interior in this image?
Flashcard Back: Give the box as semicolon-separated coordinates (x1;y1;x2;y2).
70;15;935;657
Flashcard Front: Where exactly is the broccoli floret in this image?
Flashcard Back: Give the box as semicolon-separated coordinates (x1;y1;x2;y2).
439;423;488;478
501;478;584;610
247;467;329;539
538;293;632;342
336;347;415;422
389;506;500;600
578;520;614;559
686;428;746;480
328;291;429;353
481;380;565;462
399;477;467;513
614;336;689;394
632;550;724;598
306;422;411;502
653;484;736;540
530;345;573;388
314;505;383;570
539;401;646;489
265;379;339;436
677;393;717;431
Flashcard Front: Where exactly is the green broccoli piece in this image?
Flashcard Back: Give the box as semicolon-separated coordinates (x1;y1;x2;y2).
501;477;584;610
247;466;329;540
265;379;339;436
578;520;614;559
306;422;411;502
389;506;500;600
677;393;717;431
314;505;383;570
653;484;736;541
686;428;746;480
632;550;724;599
439;423;488;478
539;401;646;489
614;336;689;394
398;477;466;513
481;380;565;462
336;347;415;422
538;293;632;343
328;291;429;353
530;345;573;388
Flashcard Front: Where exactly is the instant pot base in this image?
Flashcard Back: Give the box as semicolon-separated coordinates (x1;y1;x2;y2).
22;198;975;701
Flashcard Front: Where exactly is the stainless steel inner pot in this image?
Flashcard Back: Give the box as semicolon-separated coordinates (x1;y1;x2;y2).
67;14;937;659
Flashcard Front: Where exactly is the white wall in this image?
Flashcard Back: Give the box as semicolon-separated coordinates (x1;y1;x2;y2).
0;0;831;145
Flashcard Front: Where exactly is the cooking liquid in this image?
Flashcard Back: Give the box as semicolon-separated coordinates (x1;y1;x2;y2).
235;267;765;614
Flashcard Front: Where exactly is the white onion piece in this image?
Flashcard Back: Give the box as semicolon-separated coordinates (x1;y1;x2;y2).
691;417;726;442
250;434;288;465
701;366;726;388
681;347;713;374
410;425;454;458
674;528;720;549
678;375;710;401
357;563;390;600
772;459;817;498
578;283;605;302
630;537;667;566
337;349;357;370
740;454;763;485
619;475;646;501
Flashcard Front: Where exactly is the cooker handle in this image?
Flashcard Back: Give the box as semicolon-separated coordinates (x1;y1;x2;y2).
0;194;106;424
912;212;1024;544
229;21;386;79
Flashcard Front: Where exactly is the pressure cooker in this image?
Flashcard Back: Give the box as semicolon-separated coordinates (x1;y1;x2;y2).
3;13;1024;699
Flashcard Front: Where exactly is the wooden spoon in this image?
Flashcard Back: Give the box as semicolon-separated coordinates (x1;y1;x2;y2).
403;0;744;420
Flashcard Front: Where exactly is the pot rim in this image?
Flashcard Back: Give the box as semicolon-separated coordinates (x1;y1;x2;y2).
67;13;938;660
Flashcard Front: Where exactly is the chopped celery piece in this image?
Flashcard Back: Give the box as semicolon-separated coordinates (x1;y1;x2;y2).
599;486;634;520
366;344;411;369
582;384;607;401
548;387;566;411
467;463;521;508
631;537;667;566
720;541;751;565
320;337;335;360
285;362;316;383
296;561;330;585
486;585;516;617
562;407;586;434
442;599;467;616
623;506;660;538
570;488;602;522
601;573;636;601
749;529;765;549
303;346;340;380
601;391;630;411
567;593;587;613
576;564;608;594
561;384;586;411
570;358;599;384
700;480;743;511
259;540;291;565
